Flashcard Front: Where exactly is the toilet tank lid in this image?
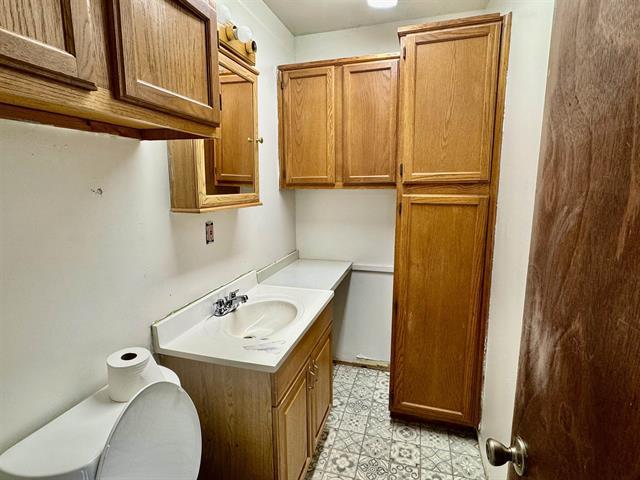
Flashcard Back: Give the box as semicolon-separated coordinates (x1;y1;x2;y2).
0;366;179;479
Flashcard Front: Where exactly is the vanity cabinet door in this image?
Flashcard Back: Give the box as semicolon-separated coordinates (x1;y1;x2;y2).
342;59;398;185
391;194;489;426
275;363;312;480
0;0;97;89
309;332;332;446
281;66;336;186
109;0;221;125
398;22;500;184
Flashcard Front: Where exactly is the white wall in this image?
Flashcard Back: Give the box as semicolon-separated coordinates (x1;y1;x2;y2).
0;0;295;453
478;1;555;479
293;11;485;364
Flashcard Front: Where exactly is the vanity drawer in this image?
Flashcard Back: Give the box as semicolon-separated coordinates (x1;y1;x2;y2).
271;302;333;406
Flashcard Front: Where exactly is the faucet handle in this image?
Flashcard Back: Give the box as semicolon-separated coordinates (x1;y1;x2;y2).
229;289;239;299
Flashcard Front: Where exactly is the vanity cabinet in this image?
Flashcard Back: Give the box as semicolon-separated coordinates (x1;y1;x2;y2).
391;13;511;427
0;0;221;139
159;302;333;480
278;54;398;189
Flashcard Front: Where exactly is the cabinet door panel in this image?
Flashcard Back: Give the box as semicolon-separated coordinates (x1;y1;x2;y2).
400;23;500;183
110;0;220;124
0;0;97;88
310;333;332;445
282;66;335;185
275;365;311;480
215;72;256;184
391;194;488;425
343;60;398;184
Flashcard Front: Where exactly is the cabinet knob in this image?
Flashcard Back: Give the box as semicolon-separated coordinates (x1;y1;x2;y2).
256;137;264;144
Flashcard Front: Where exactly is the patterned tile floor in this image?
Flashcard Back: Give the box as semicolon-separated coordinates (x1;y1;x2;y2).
306;364;487;480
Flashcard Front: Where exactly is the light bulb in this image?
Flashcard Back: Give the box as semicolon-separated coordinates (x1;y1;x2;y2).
236;25;253;43
218;4;232;24
367;0;398;8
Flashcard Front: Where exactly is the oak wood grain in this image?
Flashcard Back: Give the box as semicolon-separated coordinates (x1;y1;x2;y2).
282;65;336;185
399;22;500;184
0;0;97;88
342;59;398;185
109;0;221;124
391;195;489;426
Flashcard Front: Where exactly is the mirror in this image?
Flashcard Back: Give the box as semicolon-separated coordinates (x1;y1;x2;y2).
167;49;260;213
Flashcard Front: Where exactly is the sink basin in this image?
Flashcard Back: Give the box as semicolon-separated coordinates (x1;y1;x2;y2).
223;298;301;339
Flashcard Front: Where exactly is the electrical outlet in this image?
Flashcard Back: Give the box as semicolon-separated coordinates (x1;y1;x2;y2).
205;221;214;244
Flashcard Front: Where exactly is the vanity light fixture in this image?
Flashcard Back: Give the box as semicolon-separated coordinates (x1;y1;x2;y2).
236;25;253;43
218;4;232;24
367;0;398;8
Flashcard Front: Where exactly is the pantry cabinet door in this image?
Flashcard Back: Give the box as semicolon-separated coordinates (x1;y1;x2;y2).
342;59;398;185
0;0;97;88
391;194;489;426
399;23;500;184
275;364;312;480
281;66;336;185
109;0;220;125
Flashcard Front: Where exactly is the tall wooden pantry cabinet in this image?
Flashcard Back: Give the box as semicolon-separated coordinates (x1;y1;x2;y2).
391;13;512;427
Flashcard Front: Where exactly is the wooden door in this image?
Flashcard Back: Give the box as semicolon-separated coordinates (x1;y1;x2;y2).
275;364;311;480
109;0;220;125
391;194;488;426
214;71;256;185
309;333;332;446
399;23;500;184
342;59;398;185
0;0;97;89
282;66;335;185
498;1;640;478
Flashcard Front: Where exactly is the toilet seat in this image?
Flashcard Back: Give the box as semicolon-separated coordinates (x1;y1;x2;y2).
96;381;201;480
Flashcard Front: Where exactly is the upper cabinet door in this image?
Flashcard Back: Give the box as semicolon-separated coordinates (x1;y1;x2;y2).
109;0;220;125
282;66;336;185
214;71;256;185
0;0;97;89
399;23;501;184
342;59;398;185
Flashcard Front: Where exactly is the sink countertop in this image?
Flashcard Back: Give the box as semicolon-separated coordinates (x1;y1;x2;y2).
153;274;333;372
261;258;352;291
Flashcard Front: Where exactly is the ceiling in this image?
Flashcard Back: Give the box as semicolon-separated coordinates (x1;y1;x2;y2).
261;0;490;35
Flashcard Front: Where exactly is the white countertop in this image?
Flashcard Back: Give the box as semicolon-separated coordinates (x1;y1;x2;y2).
261;259;352;291
153;279;333;372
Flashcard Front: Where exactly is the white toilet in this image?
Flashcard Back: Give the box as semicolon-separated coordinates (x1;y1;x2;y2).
0;367;201;480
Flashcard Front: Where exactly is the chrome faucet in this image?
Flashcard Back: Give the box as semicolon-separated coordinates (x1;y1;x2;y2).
213;289;248;317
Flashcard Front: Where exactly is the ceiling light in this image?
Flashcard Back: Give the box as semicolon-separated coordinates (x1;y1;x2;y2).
367;0;398;9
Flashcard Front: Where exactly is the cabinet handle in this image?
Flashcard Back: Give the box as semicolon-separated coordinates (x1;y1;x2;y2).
308;365;316;389
312;360;319;382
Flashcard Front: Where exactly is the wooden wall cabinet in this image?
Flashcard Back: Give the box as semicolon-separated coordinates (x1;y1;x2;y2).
159;303;333;480
0;0;221;139
398;20;501;184
391;13;511;427
0;0;97;89
168;49;260;213
278;54;399;189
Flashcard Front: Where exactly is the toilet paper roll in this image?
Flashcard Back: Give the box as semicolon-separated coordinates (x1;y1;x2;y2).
107;347;164;402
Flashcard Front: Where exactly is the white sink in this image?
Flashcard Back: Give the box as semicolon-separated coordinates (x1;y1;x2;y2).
222;298;301;339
